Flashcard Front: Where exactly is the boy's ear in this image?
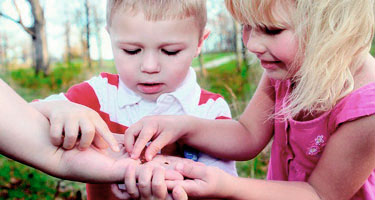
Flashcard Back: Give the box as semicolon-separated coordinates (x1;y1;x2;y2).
195;29;211;57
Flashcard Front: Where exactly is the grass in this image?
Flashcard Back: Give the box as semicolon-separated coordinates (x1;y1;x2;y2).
0;52;267;199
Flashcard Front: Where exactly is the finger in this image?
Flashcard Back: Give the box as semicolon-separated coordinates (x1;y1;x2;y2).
62;119;79;149
77;119;95;150
138;165;153;199
124;163;139;199
152;167;167;199
49;117;64;146
94;118;120;152
172;185;188;200
93;134;109;149
165;179;197;195
131;125;157;159
165;169;184;181
175;162;206;179
124;122;143;154
110;184;131;199
165;194;174;200
145;133;172;161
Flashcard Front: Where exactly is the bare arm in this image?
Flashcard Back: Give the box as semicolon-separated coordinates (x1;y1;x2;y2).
0;79;130;183
182;73;275;160
170;114;375;200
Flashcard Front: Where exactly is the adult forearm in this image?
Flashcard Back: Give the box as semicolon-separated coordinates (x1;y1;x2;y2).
0;79;63;172
0;80;128;183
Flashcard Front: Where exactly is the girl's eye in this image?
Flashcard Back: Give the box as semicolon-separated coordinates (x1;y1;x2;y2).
123;49;141;55
243;24;252;33
262;27;283;35
162;49;180;56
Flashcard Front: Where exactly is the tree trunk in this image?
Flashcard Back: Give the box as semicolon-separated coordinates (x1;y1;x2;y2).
233;19;243;73
93;6;103;68
198;53;207;78
85;0;92;68
0;0;49;75
28;0;49;75
0;32;8;71
65;20;72;64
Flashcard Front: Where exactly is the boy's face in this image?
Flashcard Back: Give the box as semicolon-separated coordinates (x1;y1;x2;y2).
108;11;206;101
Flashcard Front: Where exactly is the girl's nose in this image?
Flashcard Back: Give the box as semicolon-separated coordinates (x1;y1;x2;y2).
244;30;266;55
141;52;161;73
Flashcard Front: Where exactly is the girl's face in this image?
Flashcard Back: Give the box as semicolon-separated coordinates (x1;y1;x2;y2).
243;6;299;80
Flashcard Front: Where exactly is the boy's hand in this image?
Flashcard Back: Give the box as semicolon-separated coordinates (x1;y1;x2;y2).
31;100;119;152
124;115;188;161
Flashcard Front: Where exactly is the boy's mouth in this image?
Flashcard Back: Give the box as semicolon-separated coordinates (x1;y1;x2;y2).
137;83;163;94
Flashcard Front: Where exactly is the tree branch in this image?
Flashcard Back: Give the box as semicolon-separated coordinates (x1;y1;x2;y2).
0;12;35;36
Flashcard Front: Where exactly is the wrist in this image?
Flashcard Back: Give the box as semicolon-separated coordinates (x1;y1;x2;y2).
179;115;197;144
218;171;238;199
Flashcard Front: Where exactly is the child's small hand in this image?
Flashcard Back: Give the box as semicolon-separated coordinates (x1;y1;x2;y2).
31;100;119;152
124;115;188;161
166;161;232;199
111;155;184;199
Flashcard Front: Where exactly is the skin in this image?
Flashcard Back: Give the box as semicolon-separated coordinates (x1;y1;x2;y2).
0;79;132;183
108;11;208;102
124;2;375;199
30;8;210;199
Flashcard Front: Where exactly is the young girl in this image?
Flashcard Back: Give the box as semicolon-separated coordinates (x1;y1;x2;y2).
124;0;375;199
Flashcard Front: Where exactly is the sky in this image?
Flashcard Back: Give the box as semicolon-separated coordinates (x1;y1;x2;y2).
0;0;232;62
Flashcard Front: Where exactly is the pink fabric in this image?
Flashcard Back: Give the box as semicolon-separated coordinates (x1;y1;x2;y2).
267;79;375;199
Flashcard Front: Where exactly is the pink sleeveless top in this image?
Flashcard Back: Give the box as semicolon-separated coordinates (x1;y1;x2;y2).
268;79;375;199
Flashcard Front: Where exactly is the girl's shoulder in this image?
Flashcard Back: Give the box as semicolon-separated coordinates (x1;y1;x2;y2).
330;82;375;130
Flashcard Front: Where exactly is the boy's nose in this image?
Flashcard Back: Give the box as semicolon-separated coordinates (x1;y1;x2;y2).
245;31;266;55
141;52;161;73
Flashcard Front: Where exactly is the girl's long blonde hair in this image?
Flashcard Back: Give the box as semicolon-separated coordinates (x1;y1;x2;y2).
226;0;374;119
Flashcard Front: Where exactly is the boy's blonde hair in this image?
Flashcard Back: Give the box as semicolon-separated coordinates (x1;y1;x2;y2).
226;0;375;119
107;0;207;36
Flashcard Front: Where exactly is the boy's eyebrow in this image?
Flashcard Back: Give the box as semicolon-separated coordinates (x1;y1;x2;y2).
116;41;187;47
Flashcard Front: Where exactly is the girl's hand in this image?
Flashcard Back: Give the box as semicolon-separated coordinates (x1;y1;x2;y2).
166;161;233;199
31;100;119;152
111;155;185;199
124;115;189;161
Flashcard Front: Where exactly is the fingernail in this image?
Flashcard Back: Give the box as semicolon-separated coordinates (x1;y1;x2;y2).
131;154;137;159
146;155;152;161
176;163;183;171
113;145;120;152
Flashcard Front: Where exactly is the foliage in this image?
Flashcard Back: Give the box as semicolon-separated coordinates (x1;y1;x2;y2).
10;62;83;93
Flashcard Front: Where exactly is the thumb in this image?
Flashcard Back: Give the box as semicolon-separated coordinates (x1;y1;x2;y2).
165;169;184;181
175;162;206;180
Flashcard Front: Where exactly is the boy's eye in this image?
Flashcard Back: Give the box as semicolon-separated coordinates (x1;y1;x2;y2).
162;49;180;56
123;49;141;55
261;27;283;35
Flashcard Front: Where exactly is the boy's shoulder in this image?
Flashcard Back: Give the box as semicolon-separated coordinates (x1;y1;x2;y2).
198;89;225;105
95;72;120;87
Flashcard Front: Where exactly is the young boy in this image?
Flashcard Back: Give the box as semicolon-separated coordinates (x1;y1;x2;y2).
31;0;237;199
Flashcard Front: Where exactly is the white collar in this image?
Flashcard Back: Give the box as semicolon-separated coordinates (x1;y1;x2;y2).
117;67;201;114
